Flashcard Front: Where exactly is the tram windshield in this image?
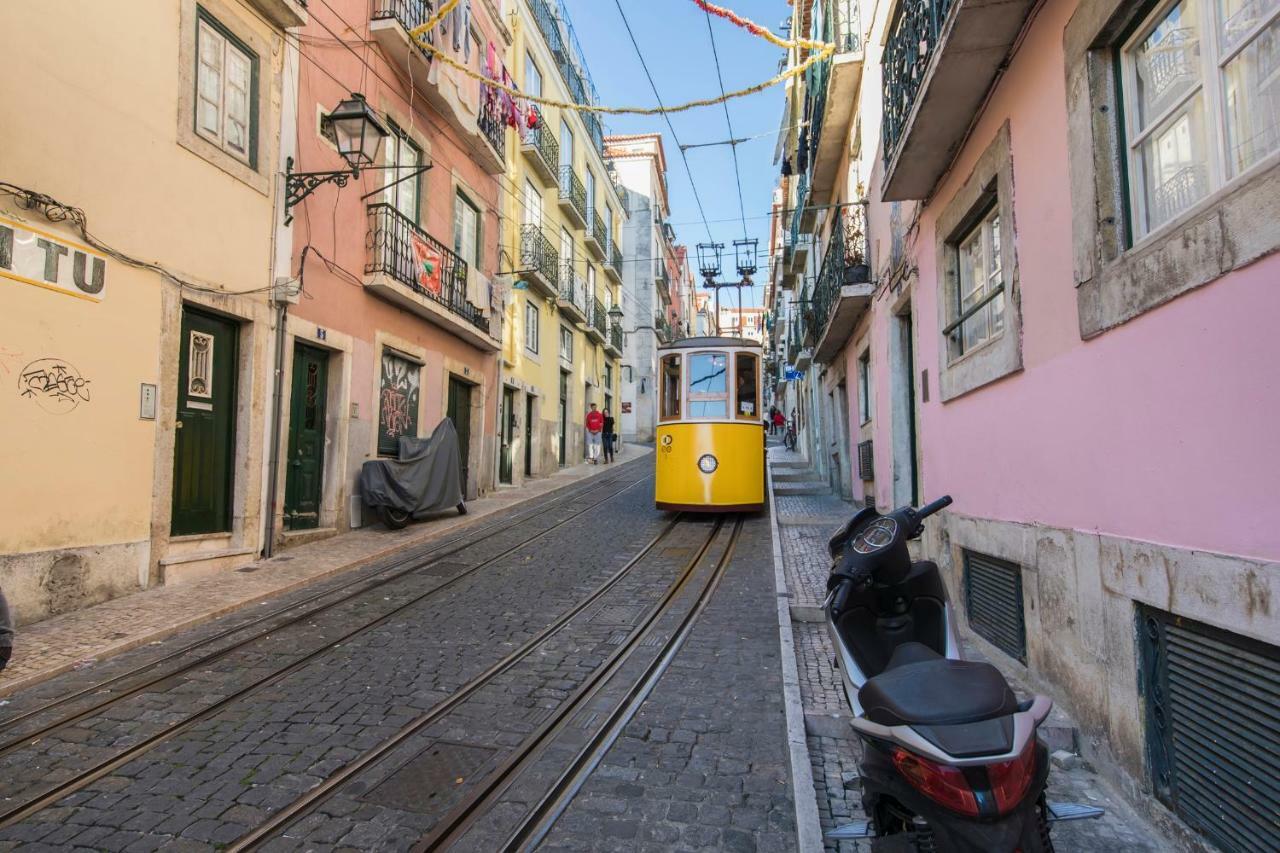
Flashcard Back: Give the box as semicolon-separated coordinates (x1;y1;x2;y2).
735;352;758;420
687;352;728;418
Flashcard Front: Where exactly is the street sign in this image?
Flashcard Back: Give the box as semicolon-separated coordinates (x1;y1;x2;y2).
785;369;803;381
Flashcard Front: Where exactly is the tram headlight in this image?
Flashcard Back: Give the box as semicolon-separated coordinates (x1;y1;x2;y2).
697;454;718;474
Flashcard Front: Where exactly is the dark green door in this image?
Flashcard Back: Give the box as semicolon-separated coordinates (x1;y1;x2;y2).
499;386;515;485
172;308;238;535
447;377;472;494
284;343;328;530
524;394;535;477
558;371;568;467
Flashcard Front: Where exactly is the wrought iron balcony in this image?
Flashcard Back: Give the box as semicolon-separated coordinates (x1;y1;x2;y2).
519;104;559;187
880;0;1039;200
527;0;604;154
811;204;873;364
655;314;673;344
606;240;624;284
607;323;623;356
370;0;505;175
588;297;607;342
519;224;559;298
556;262;589;324
364;203;496;348
558;165;588;230
800;0;864;206
586;209;607;260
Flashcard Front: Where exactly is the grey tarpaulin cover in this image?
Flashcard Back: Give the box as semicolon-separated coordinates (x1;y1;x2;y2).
359;418;463;517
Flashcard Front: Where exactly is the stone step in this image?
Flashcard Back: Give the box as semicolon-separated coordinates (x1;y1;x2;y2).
774;469;819;482
770;459;810;470
774;482;832;496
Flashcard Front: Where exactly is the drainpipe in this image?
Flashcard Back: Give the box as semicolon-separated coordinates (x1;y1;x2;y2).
263;292;290;559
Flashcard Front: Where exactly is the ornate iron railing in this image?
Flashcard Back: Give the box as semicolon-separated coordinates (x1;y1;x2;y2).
609;323;623;352
527;0;604;153
519;224;559;288
591;209;608;249
789;173;809;247
655;314;673;343
558;164;588;223
522;104;559;173
591;297;607;336
366;203;488;332
558;262;588;314
610;241;623;278
881;0;958;167
478;82;507;161
810;203;870;330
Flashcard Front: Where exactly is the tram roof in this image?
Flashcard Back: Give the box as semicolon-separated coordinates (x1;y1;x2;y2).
658;336;760;350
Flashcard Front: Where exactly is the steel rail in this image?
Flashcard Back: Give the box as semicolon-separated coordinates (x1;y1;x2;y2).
0;473;651;830
413;517;744;852
0;465;640;751
504;516;745;851
227;513;708;851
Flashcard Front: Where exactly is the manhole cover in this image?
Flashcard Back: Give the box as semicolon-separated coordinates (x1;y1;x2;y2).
362;741;496;814
592;605;641;625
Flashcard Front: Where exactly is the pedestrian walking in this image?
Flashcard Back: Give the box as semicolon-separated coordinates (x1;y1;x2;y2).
602;408;616;463
771;408;785;435
0;587;13;674
585;403;604;464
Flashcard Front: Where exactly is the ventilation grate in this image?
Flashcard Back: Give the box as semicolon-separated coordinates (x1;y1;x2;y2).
857;440;874;481
1140;607;1279;853
962;551;1026;663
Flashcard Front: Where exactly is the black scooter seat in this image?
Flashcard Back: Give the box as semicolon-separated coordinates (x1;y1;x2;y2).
859;645;1019;727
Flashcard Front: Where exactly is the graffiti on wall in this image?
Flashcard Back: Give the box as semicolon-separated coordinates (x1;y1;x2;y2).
378;351;421;455
18;358;91;413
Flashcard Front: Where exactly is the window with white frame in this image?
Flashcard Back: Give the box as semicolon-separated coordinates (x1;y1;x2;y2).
947;206;1005;360
525;52;543;97
384;122;422;222
454;190;481;271
1121;0;1280;237
196;13;256;165
525;299;540;354
560;325;573;361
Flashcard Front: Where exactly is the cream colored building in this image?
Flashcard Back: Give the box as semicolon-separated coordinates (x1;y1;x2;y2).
0;0;304;624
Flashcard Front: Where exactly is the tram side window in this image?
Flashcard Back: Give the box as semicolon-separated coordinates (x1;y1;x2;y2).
735;352;758;420
660;355;682;421
687;352;728;418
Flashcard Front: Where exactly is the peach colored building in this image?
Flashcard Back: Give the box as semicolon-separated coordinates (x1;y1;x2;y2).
272;0;507;544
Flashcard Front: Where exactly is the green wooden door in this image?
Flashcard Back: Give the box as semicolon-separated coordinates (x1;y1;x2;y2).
447;377;472;494
499;386;515;484
524;394;535;477
284;343;328;530
171;308;238;535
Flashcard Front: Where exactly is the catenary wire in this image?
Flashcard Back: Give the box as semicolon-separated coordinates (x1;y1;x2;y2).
701;4;748;241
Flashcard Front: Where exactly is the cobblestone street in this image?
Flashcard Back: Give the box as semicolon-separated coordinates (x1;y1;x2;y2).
766;443;1176;852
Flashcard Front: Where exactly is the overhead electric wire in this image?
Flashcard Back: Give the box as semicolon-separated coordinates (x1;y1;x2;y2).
701;5;748;241
612;0;714;244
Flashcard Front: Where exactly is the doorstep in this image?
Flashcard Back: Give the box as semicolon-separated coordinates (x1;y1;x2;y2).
0;445;653;698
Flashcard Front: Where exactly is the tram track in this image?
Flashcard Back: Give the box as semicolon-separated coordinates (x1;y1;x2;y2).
0;466;653;830
225;513;723;851
414;516;745;852
0;464;640;755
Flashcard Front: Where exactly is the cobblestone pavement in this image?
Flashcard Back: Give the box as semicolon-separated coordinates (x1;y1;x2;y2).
766;447;1171;852
0;458;796;852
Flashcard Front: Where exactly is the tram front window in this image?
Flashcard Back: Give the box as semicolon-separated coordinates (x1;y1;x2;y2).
660;355;682;421
735;352;758;420
688;352;728;418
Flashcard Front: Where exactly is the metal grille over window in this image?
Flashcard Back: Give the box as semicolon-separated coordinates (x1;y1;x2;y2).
962;551;1026;663
857;440;874;481
1139;607;1279;853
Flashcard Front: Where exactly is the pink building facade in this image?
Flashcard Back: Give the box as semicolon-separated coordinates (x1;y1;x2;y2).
271;0;508;543
776;0;1280;844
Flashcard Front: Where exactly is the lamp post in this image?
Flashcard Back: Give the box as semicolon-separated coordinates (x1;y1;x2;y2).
283;93;389;225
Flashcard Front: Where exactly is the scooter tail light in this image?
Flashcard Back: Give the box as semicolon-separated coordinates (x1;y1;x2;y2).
892;748;980;817
988;738;1038;814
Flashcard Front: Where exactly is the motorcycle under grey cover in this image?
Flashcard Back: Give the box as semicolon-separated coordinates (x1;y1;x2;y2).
359;418;464;516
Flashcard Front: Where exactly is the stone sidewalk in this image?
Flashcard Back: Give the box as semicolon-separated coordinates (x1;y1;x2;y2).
766;444;1169;852
0;447;653;698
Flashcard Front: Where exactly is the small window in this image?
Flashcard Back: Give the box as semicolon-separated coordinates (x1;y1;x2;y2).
377;350;421;456
525;51;543;97
384;122;422;223
605;362;613;391
560;120;574;169
1120;0;1280;237
196;13;257;166
660;354;682;421
560;325;573;361
525;299;540;354
453;191;481;270
734;352;758;420
687;352;728;419
947;205;1005;360
857;350;872;424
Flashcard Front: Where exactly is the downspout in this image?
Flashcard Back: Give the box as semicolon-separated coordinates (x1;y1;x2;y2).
263;294;290;558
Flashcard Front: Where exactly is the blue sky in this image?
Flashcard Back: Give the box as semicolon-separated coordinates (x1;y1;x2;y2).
561;0;789;309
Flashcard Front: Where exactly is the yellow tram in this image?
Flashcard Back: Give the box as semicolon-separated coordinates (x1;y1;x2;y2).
654;336;765;512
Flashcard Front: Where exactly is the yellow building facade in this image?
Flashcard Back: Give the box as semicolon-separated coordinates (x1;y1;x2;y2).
497;0;624;484
0;0;304;623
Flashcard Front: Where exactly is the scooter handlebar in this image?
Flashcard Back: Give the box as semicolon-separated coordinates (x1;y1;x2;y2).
915;495;953;520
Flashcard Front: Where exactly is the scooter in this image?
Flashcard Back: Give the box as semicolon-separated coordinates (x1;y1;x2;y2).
823;496;1102;851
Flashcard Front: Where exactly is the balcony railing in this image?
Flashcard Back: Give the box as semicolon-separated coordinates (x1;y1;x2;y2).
591;297;607;338
882;0;956;169
558;262;588;318
521;104;559;179
478;82;507;162
655;314;673;344
608;323;623;353
558;164;588;226
365;202;488;333
810;204;870;335
591;210;608;251
519;224;559;292
607;241;623;282
528;0;604;154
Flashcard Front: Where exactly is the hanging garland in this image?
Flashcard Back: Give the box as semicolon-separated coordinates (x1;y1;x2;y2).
403;0;835;117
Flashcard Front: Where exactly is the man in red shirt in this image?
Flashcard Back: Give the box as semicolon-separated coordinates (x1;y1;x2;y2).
585;403;604;464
